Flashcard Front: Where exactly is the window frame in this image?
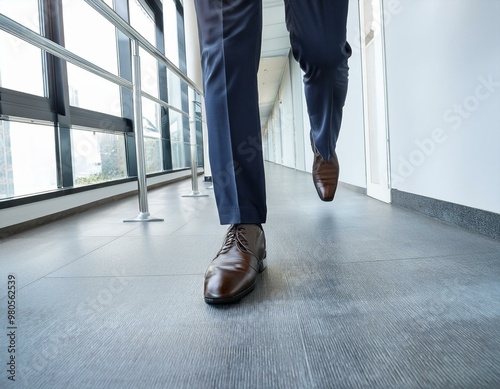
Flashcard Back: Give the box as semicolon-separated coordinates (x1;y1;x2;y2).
0;0;193;209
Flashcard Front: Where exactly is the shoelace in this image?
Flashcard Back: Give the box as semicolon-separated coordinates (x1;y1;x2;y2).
218;225;250;255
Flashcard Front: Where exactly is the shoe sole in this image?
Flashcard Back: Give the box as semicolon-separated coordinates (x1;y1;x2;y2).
204;252;267;305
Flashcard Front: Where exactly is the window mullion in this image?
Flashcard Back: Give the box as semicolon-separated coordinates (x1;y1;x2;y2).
43;0;73;188
115;0;138;178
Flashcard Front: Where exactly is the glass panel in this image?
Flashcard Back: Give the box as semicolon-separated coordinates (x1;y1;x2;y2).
67;64;121;116
169;110;189;169
63;0;118;75
72;129;127;186
0;120;57;199
141;97;162;173
142;97;160;135
0;31;45;96
0;0;40;33
194;94;204;168
129;0;156;45
140;47;158;98
163;0;179;67
144;137;162;173
0;0;44;96
167;70;186;111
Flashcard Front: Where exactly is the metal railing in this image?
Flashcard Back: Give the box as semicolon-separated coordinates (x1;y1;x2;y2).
0;0;206;221
0;14;131;90
84;0;201;96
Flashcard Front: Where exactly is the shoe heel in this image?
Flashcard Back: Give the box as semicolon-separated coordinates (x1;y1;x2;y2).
259;252;267;272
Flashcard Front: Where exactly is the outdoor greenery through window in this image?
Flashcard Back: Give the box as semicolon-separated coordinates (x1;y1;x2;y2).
72;129;127;186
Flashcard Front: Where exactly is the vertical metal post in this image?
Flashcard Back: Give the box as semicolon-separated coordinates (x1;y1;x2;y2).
182;89;208;198
124;40;164;222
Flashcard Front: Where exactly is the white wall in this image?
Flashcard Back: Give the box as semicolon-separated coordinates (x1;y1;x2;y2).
262;0;367;189
336;0;366;188
264;0;500;216
385;0;500;214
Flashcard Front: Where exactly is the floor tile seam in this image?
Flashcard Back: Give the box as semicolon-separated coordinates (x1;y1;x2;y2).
331;252;500;266
165;218;196;236
4;230;136;239
170;233;226;237
9;233;145;239
297;205;500;243
43;273;204;279
41;235;125;278
296;214;407;227
4;217;147;240
117;221;143;236
271;253;482;266
284;271;316;388
0;236;126;295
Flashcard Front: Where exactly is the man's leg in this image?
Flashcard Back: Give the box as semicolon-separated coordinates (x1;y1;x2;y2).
284;0;351;201
194;0;267;304
194;0;266;225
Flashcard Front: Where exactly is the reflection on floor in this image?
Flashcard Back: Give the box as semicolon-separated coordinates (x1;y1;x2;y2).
1;162;499;388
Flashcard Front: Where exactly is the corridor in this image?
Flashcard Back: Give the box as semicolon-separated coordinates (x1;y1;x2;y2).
1;162;499;388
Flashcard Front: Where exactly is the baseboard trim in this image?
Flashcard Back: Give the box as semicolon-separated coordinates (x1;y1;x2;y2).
0;170;202;238
0;191;136;239
338;181;367;195
391;189;500;240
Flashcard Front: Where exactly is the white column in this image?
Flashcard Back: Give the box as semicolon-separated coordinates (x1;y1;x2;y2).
183;0;211;179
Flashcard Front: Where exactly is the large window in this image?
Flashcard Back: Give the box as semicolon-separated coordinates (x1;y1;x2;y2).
0;0;200;206
0;120;57;199
63;1;121;116
0;0;45;96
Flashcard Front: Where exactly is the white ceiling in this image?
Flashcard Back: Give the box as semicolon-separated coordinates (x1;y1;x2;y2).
258;0;291;126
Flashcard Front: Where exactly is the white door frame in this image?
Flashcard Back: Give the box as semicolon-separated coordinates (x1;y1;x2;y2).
359;0;391;203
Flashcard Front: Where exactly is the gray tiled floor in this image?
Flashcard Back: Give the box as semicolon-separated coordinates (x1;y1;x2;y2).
1;162;500;388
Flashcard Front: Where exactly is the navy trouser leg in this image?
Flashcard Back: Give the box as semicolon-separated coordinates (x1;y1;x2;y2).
194;0;266;225
284;0;351;160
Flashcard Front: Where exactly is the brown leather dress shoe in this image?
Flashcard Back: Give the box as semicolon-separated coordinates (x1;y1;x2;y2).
312;144;340;202
204;224;267;304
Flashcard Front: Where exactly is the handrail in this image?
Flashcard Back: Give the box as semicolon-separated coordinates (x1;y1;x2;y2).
0;14;132;90
0;13;192;118
84;0;202;95
141;91;189;118
0;5;206;221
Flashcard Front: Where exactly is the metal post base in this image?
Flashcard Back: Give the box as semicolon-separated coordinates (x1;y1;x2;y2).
181;191;209;197
124;212;164;222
